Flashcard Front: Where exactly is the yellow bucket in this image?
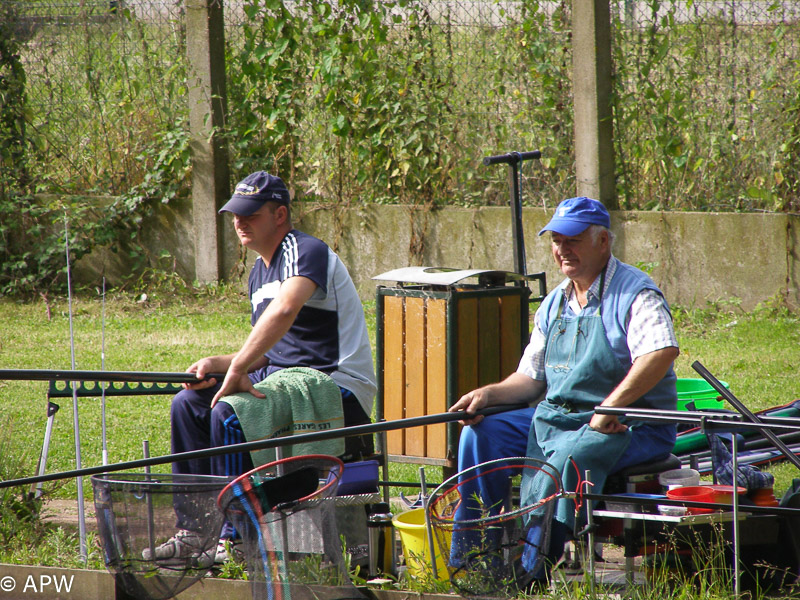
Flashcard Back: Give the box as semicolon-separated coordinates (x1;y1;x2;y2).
393;508;451;582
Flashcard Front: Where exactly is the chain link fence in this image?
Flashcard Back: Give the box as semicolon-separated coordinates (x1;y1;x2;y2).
4;0;187;195
3;0;799;210
612;1;800;210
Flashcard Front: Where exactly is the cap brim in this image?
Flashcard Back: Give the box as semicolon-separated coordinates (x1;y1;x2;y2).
218;195;265;216
538;219;592;237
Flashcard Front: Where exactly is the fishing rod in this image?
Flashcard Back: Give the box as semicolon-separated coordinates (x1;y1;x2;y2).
64;217;88;563
583;492;800;517
0;369;227;384
594;406;800;433
0;403;529;490
693;360;800;471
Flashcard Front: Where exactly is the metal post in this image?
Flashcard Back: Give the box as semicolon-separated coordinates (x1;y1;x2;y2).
33;402;60;499
143;441;156;559
732;440;741;597
65;217;88;563
585;469;596;596
507;156;527;277
420;467;439;581
101;278;109;466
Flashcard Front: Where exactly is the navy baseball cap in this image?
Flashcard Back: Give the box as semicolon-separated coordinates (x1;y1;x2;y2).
538;197;610;236
219;171;291;215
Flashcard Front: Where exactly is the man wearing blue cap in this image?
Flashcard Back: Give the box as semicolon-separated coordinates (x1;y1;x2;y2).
448;197;679;581
152;171;376;566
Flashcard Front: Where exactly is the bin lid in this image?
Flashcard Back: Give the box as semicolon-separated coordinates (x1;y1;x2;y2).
373;266;526;286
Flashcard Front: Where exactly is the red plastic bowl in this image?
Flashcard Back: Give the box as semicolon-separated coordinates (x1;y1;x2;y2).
707;484;746;504
666;485;715;514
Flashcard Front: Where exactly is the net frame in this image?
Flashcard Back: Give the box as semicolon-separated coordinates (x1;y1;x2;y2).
217;454;363;600
428;456;563;597
91;472;230;600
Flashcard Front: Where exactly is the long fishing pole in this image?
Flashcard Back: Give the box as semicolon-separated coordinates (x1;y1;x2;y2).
100;277;108;466
594;406;800;433
0;403;529;490
0;369;227;384
64;217;88;563
693;360;800;471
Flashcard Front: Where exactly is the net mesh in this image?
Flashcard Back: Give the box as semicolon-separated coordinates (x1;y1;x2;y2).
217;454;364;600
91;472;229;600
428;457;562;598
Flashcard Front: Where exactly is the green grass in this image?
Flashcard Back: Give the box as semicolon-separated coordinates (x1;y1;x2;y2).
0;291;799;574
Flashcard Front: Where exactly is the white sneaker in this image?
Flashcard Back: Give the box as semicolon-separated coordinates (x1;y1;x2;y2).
214;538;245;564
142;529;216;568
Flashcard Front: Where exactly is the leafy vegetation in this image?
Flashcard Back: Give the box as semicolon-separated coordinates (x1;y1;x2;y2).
2;1;797;296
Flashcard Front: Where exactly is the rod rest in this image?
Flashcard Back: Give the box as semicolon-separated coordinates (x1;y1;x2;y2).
47;379;183;398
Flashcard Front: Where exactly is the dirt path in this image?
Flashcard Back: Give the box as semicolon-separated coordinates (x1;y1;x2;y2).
40;498;98;532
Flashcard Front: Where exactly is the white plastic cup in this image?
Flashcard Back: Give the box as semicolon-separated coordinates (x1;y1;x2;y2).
658;468;701;491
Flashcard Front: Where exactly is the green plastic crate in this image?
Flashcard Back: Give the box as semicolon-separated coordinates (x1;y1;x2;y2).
676;378;729;411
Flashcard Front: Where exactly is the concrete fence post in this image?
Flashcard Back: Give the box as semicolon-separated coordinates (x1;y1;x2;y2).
572;0;617;208
185;0;231;282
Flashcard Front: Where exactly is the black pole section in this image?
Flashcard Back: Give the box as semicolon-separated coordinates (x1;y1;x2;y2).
509;157;527;277
0;369;226;384
692;360;800;471
0;403;530;490
482;150;541;281
482;151;542;166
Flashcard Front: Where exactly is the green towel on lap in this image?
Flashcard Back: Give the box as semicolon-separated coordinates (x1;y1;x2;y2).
219;367;345;467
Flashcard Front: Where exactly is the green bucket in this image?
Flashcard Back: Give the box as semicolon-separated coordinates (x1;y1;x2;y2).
676;378;729;411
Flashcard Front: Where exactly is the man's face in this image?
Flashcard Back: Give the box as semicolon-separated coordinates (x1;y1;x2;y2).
550;228;609;283
232;203;283;251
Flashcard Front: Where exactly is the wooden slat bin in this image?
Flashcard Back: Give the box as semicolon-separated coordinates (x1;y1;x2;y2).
375;282;533;468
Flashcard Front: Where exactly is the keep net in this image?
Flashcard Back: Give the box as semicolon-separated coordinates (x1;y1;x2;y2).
91;472;229;600
217;454;364;600
428;456;562;597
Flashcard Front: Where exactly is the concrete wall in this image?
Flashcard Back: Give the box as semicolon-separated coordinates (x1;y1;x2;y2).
289;205;800;312
80;203;799;312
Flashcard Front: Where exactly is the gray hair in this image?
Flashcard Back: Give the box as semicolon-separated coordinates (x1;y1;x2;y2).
587;224;616;247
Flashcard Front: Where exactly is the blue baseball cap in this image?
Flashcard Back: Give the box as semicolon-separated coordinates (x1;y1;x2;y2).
219;171;291;215
538;197;610;236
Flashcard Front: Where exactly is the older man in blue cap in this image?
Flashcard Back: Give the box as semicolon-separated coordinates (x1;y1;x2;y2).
448;197;679;580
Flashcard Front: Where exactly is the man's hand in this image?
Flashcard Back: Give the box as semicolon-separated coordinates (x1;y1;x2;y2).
450;388;492;426
182;357;230;391
449;372;545;426
589;346;679;434
588;412;628;434
211;367;266;408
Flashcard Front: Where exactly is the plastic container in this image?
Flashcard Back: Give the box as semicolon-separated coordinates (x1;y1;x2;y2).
336;460;379;496
676;378;729;411
749;488;779;507
666;485;715;514
657;504;688;517
393;508;450;582
707;484;746;504
658;468;701;490
605;493;666;513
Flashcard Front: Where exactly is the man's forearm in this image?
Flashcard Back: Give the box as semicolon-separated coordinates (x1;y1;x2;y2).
602;346;680;408
229;276;317;374
229;311;295;373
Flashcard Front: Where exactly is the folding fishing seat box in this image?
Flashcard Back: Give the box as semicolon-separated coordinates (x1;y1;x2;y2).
373;267;546;476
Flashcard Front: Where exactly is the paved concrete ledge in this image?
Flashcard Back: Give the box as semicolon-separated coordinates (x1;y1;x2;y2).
0;564;253;600
0;564;471;600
